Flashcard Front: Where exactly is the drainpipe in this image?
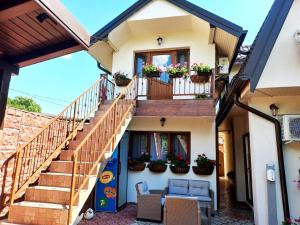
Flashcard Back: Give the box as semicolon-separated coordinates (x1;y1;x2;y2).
234;94;290;220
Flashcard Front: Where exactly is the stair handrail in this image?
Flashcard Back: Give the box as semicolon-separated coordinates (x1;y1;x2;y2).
67;76;138;223
9;76;114;206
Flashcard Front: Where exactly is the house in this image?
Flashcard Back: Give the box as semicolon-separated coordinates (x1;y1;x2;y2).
216;0;300;224
2;0;299;225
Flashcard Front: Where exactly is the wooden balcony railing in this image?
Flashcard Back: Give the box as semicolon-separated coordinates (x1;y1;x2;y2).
9;76;114;206
68;76;138;223
137;71;215;100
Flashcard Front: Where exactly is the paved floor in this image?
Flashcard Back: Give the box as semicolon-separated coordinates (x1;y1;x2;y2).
79;179;254;225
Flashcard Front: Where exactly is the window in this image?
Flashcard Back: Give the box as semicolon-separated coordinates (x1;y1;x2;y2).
129;131;190;161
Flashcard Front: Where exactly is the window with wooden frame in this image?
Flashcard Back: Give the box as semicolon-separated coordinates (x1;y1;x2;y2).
134;49;190;77
129;131;190;161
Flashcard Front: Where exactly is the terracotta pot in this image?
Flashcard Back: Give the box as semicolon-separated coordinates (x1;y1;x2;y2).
170;166;190;174
148;164;167;173
115;78;131;87
192;166;214;175
190;72;212;83
145;71;160;78
128;162;146;172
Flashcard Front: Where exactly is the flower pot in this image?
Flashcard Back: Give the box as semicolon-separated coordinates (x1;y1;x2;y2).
128;162;146;172
192;166;214;175
145;71;160;78
170;166;190;174
170;72;183;79
115;78;131;87
190;72;212;83
148;164;167;173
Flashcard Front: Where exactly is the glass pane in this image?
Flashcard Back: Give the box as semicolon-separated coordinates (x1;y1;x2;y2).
152;55;172;83
136;54;146;77
131;133;148;159
172;134;189;160
150;133;168;161
177;50;188;66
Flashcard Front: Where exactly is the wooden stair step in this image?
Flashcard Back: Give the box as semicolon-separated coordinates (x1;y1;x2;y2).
60;150;106;162
38;172;92;189
49;161;97;175
25;186;79;206
8;201;69;225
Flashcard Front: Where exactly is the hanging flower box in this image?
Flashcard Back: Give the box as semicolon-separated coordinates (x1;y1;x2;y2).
190;63;213;83
145;71;160;78
128;161;146;172
170;166;190;174
192;166;214;175
114;72;132;87
147;160;167;173
143;64;161;78
192;153;216;176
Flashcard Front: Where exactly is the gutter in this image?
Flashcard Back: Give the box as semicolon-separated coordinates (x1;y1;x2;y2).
234;93;290;220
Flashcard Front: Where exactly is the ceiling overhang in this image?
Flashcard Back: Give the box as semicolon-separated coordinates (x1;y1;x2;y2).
0;0;90;69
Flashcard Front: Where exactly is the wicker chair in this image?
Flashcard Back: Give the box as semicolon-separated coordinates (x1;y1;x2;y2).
164;196;208;225
135;182;165;221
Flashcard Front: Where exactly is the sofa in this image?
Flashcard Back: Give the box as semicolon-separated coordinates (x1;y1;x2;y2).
167;179;214;215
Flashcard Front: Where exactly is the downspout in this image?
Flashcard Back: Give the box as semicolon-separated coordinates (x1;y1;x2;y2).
234;93;290;220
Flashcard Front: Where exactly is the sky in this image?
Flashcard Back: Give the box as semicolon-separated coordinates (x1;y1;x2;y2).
8;0;274;115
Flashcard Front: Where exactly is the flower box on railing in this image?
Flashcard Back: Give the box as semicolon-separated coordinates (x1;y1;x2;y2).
145;71;160;78
192;166;214;175
147;161;167;173
190;72;212;83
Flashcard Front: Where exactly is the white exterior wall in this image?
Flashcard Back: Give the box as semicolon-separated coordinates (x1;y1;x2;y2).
257;0;300;89
112;30;215;77
248;96;300;224
126;117;216;209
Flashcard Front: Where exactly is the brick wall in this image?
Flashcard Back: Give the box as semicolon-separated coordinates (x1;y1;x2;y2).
0;107;52;209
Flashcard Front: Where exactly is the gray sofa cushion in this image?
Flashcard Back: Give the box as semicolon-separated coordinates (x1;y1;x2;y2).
137;181;150;195
189;180;210;197
168;179;189;195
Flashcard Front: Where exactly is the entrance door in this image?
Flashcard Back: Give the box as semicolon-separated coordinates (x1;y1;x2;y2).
243;133;253;205
148;53;174;99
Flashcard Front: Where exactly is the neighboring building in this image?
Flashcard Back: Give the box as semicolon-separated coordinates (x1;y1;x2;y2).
217;0;300;224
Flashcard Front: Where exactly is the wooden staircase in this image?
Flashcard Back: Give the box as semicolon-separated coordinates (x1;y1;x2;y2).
6;76;137;225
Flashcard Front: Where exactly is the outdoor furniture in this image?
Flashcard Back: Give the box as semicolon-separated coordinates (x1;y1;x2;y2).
135;181;165;221
166;179;214;224
164;196;208;225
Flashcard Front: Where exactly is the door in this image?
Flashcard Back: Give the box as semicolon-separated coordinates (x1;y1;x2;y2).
117;132;129;209
243;133;253;205
148;53;174;99
218;145;225;177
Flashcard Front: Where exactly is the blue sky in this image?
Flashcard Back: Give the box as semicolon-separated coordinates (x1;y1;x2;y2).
8;0;274;115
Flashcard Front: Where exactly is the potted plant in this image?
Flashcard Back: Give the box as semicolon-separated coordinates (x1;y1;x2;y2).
293;169;300;190
169;155;190;174
190;63;213;83
128;153;150;172
147;160;167;173
114;72;131;87
167;63;189;79
143;64;161;78
192;154;216;175
282;218;300;225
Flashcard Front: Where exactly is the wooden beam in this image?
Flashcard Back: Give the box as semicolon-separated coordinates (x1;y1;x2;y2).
0;1;40;22
208;24;216;44
7;39;83;67
0;69;12;129
0;60;19;75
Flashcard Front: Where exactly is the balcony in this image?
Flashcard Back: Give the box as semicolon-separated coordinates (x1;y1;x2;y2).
135;73;216;117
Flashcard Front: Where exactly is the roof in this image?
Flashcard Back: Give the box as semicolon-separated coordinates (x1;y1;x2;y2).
238;0;294;92
91;0;246;44
0;0;90;68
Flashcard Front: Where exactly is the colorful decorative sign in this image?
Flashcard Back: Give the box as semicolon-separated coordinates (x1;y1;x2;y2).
100;171;114;184
104;187;117;199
